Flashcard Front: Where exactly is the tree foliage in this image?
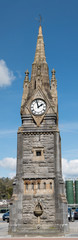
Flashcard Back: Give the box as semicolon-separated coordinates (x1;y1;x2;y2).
0;178;13;199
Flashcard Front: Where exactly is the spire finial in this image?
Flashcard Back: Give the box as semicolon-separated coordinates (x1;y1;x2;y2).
39;15;42;26
51;68;56;76
38;15;42;35
51;68;57;85
24;69;29;83
25;69;29;76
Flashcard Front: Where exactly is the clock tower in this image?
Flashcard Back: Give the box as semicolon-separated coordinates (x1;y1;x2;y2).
9;25;68;236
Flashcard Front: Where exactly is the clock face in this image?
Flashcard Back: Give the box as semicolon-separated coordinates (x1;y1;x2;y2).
31;99;46;115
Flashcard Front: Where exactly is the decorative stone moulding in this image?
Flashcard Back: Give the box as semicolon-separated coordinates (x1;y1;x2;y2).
32;147;45;161
21;131;54;135
34;202;43;217
24;179;54;195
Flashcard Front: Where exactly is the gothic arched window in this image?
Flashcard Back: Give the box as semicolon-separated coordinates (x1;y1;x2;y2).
26;183;28;190
38;182;40;189
32;183;34;190
50;182;52;189
34;80;36;89
44;182;46;189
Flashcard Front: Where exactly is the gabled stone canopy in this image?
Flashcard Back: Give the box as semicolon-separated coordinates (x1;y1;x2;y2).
21;86;55;126
21;25;58;118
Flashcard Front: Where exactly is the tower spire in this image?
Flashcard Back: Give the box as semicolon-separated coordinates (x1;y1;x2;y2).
34;24;46;64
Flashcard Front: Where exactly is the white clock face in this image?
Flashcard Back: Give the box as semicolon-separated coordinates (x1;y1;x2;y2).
31;99;46;115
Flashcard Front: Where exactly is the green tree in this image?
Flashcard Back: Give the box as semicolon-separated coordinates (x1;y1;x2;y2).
0;178;14;200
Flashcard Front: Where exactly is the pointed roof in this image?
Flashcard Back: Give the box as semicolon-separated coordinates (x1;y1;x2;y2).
34;25;46;64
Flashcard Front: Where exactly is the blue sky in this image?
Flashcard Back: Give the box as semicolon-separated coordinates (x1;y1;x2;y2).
0;0;78;179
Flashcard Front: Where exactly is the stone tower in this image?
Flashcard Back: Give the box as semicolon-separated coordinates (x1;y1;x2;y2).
9;25;68;235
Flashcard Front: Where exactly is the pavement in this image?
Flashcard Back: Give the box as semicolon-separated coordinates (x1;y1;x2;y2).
0;219;78;239
0;238;78;240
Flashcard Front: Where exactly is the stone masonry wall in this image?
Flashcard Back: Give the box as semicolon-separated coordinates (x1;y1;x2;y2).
22;194;55;230
23;132;55;179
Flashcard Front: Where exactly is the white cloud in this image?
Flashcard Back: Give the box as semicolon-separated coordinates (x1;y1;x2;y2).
16;70;22;79
59;122;78;133
0;59;16;87
9;172;16;179
0;156;78;181
0;129;17;136
0;157;16;170
62;158;78;179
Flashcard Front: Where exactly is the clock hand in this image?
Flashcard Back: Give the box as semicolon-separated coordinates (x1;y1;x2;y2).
38;103;43;108
36;100;38;107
